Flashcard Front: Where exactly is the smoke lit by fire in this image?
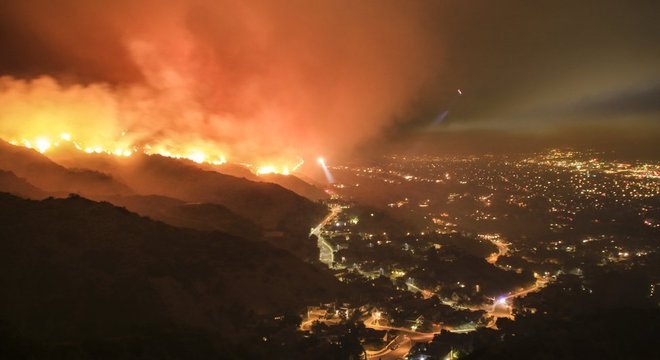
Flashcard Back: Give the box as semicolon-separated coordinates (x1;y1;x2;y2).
0;0;442;174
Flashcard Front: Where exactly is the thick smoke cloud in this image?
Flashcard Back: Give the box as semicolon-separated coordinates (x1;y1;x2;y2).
0;0;442;166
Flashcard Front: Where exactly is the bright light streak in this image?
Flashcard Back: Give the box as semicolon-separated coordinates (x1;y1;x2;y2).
60;133;72;141
317;155;334;183
496;297;507;305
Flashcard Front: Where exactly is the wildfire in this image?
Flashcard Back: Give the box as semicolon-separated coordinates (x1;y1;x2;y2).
0;76;311;177
6;133;306;176
13;134;137;159
256;165;276;175
34;137;51;153
254;158;304;176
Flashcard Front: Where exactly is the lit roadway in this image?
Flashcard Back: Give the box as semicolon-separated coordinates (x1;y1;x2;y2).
310;205;342;267
306;204;551;358
505;276;549;299
486;238;511;264
365;335;414;360
363;315;437;360
365;316;437;338
366;275;553;358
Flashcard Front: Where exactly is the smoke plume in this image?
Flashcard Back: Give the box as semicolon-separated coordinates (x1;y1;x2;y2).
0;0;441;168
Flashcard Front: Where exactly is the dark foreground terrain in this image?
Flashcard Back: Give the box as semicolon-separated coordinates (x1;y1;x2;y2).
0;193;347;359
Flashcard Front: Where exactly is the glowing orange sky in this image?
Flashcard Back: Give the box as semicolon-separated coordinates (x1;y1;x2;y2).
1;0;658;166
0;0;442;171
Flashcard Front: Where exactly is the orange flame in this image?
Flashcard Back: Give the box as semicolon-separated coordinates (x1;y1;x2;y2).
7;132;310;176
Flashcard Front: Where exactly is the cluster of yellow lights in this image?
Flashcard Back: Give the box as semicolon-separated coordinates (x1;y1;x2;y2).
9;133;306;176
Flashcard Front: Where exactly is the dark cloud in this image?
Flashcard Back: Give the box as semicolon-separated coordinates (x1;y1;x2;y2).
417;0;660;131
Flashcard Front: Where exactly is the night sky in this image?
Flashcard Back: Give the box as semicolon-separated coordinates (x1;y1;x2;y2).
0;0;658;160
417;0;660;132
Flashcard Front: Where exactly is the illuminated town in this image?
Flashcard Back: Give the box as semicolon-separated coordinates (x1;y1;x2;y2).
298;149;659;358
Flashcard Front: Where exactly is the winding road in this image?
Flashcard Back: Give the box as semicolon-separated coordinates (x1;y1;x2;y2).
310;205;342;267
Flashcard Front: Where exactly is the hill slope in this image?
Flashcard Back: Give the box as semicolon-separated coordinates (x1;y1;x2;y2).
259;173;328;201
0;193;342;354
0;169;48;199
49;151;326;259
0;140;132;196
97;194;262;239
201;163;328;201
